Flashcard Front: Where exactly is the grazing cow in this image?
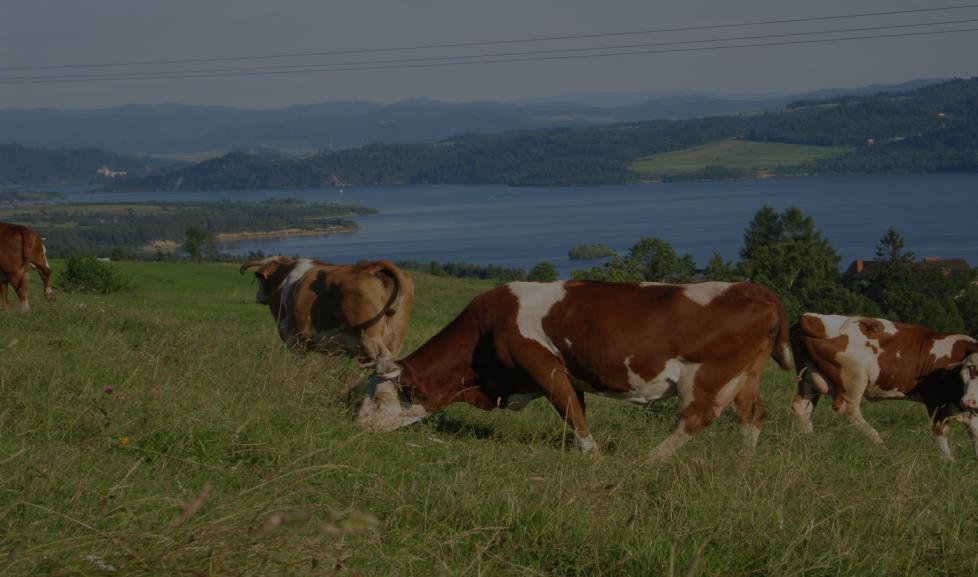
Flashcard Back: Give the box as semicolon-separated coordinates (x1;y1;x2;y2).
240;256;414;361
791;313;978;459
357;280;794;460
0;222;54;312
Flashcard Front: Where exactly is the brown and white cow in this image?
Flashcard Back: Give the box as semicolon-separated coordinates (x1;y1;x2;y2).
240;256;414;361
791;313;978;459
0;222;54;312
357;280;794;460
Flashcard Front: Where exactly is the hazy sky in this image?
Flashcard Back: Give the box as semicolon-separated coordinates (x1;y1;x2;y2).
2;0;977;109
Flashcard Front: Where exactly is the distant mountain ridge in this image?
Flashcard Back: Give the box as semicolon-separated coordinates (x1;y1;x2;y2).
0;79;946;156
105;77;978;191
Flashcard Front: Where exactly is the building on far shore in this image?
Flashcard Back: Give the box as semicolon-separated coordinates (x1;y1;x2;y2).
96;166;128;178
845;257;972;280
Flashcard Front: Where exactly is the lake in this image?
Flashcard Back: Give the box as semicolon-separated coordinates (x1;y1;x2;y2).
66;174;977;276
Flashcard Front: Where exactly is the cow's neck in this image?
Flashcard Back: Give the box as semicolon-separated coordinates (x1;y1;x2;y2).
398;308;494;411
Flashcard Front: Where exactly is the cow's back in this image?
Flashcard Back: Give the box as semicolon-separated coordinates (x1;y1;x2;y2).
298;260;414;357
493;281;785;395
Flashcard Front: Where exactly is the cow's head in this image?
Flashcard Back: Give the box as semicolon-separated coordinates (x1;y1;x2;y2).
356;358;428;431
239;256;296;305
960;353;978;410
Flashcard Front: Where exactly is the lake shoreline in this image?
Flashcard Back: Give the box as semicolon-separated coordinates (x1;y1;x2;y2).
142;224;359;253
214;224;358;242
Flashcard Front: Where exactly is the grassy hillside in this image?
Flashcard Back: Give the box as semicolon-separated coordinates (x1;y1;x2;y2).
2;263;978;576
630;138;852;177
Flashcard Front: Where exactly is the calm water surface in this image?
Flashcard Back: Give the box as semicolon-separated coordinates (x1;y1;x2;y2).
67;174;977;276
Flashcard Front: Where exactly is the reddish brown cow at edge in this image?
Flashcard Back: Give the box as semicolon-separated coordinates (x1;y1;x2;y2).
791;313;978;459
0;223;54;312
357;280;794;460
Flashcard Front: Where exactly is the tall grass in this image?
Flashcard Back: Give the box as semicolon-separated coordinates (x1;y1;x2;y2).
1;262;976;576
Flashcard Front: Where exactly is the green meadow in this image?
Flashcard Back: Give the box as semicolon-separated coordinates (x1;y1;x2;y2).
631;138;852;178
2;262;977;576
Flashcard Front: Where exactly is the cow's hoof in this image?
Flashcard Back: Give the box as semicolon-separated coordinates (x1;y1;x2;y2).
575;434;599;454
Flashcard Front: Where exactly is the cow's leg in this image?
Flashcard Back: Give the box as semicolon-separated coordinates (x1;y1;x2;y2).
962;413;978;460
934;421;953;460
734;350;771;450
519;351;595;453
12;273;29;313
925;402;955;460
792;366;826;434
835;364;884;445
733;378;766;450
35;262;54;302
0;282;8;310
650;363;731;463
842;402;884;445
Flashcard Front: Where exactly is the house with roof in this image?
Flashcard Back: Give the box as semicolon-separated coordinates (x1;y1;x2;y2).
845;257;973;281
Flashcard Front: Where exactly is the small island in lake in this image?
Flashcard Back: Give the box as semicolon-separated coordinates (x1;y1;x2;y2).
568;244;617;260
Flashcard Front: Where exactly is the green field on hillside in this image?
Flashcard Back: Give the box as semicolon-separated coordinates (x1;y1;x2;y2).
631;138;853;177
2;263;977;576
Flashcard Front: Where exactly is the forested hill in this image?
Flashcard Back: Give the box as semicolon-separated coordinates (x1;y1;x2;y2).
0;143;171;187
109;78;978;190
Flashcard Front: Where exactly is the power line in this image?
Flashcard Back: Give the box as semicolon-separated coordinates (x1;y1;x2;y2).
2;3;977;73
2;20;976;85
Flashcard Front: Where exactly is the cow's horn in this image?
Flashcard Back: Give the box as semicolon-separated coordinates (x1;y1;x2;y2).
239;259;269;274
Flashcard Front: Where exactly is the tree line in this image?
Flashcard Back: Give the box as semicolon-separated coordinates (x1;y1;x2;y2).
571;206;977;334
398;205;977;335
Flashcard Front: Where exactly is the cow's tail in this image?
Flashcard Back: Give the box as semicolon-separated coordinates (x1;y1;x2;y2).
20;228;31;273
24;229;54;301
770;294;795;372
352;261;407;331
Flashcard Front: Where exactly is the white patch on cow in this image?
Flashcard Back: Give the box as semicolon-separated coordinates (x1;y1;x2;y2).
895;350;902;359
811;314;888;391
929;334;975;361
864;385;907;400
638;281;732;306
682;282;732;306
275;259;315;338
564;338;573;349
619;356;681;404
508;281;566;355
713;370;747;410
504;393;541;411
283;258;315;292
811;314;851;337
878;319;897;334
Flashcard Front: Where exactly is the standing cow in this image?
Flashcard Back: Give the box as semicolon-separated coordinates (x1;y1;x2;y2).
357;280;794;461
241;256;414;361
791;313;978;459
0;222;54;312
